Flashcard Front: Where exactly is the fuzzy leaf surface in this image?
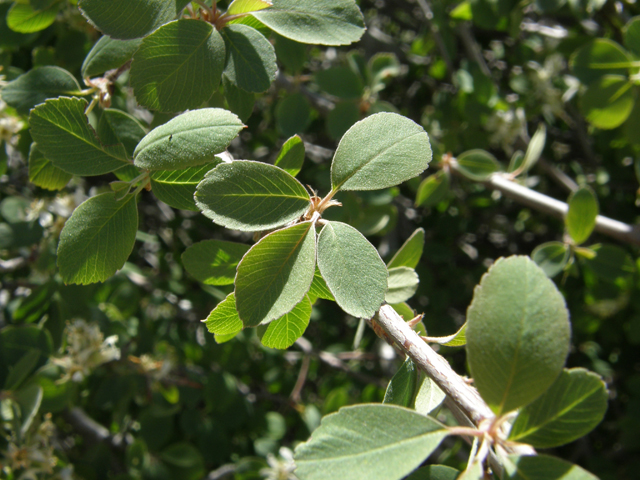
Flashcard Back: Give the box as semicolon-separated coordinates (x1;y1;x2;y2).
222;24;277;93
466;256;570;415
29;97;130;176
317;221;387;318
130;20;225;112
134;109;243;171
79;0;183;40
508;368;608;448
252;0;365;46
182;239;249;285
57;193;138;285
235;222;316;327
294;404;448;480
195;161;310;232
331;113;431;191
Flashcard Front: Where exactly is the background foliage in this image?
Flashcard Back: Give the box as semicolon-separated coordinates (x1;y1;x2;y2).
1;0;640;479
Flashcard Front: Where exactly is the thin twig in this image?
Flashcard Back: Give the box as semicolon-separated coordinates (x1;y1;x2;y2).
290;354;311;403
449;163;640;247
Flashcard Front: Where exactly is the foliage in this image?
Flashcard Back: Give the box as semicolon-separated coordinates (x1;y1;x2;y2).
1;0;639;479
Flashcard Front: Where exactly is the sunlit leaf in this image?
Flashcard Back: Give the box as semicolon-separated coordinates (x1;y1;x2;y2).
204;293;243;335
387;228;425;269
258;296;312;349
386;267;419;304
274;135;305;177
566;186;599;245
531;241;571;278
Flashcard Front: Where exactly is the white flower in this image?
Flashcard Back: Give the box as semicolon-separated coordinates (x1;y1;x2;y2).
260;447;298;480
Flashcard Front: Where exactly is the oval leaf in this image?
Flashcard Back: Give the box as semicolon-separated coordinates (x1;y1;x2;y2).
466;256;571;415
386;267;419;304
79;0;182;40
151;165;214;211
28;143;72;191
57;192;138;285
570;38;632;85
258;296;312;349
413;374;446;416
583;244;635;283
195;161;310;232
315;66;364;99
415;171;450;207
580;75;635;130
235;222;316;327
502;455;598;480
566;186;599;245
81;36;143;78
455;149;501;181
222;24;277;93
387;228;425;269
228;0;273;15
182;239;250;285
130;20;225;112
7;2;59;33
508;368;608;448
331;113;432;192
276;92;311;137
204;293;243;335
275;135;305;177
294;404;448;480
252;0;365;46
624;16;640;57
134;108;243;171
531;241;571;278
520;123;546;175
1;66;81;114
317;221;388;319
383;357;419;407
29;97;130;176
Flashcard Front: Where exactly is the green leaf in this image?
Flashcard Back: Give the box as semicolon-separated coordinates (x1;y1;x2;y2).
466;256;571;415
12;281;54;324
274;34;306;74
130;20;225;112
570;39;632;85
223;76;255;122
275;135;305;177
317;221;388;318
28;143;72;191
532;241;571;278
623;16;640;58
404;465;460;480
423;323;467;347
29;97;130;176
413;374;446;416
580;75;635;129
276;92;311;137
308;268;335;302
566;186;599;245
1;66;81;114
509;368;608;448
204;293;243;335
222;24;277;93
98;109;147;158
134;108;243;171
57;193;138;285
315;66;364;99
6;1;59;33
81;36;143;78
326;101;360;140
4;350;41;390
235;222;316;327
331;113;432;192
583;244;635;283
415;171;450;207
383;357;419;407
502;454;599;480
182;239;250;285
519;123;546;175
387;228;425;269
294;404;448;480
0;3;38;48
0;326;52;389
455;149;501;181
386;267;419;304
195;161;310;232
228;0;273;15
391;302;416;322
79;0;183;40
151;163;219;211
369;53;401;92
252;0;365;46
257;296;312;349
14;384;43;436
